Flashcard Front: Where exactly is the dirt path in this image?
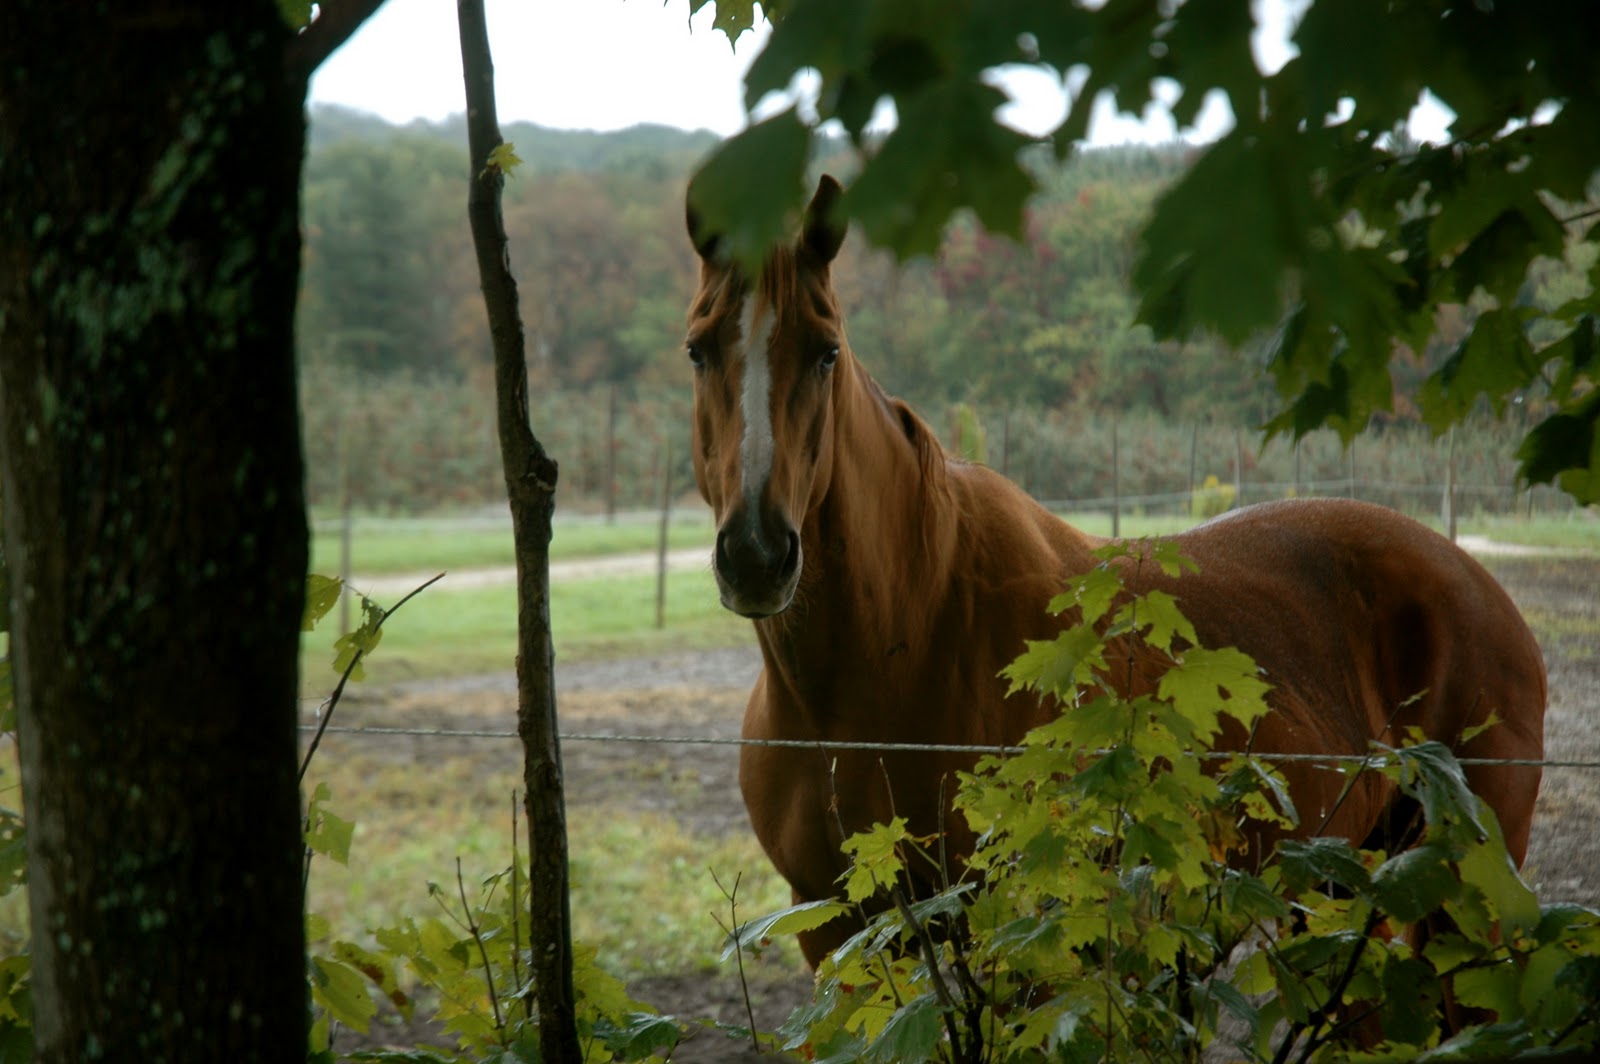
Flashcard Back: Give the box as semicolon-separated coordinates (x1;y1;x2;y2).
325;550;1600;1062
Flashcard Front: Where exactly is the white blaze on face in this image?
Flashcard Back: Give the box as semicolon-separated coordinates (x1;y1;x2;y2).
737;294;775;501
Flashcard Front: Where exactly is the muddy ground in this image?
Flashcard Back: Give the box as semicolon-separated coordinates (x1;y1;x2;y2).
322;551;1600;1062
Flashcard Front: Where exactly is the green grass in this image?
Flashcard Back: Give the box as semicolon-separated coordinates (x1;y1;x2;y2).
299;504;1596;691
302;509;1198;689
302;754;797;981
308;503;1596;591
1458;513;1600;552
311;510;1211;582
301;568;751;688
310;514;717;577
1066;507;1600;553
1050;510;1205;539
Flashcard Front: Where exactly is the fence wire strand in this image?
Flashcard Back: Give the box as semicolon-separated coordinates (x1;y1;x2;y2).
296;723;1599;771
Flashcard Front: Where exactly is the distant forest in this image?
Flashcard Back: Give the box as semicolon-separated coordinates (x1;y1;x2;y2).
298;105;1590;427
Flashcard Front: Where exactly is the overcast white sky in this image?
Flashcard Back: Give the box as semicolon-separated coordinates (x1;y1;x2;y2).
307;0;1449;144
307;0;1236;142
310;0;765;134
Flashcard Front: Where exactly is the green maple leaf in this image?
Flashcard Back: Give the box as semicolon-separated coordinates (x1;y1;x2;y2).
1417;306;1539;433
849;80;1035;258
1517;388;1600;504
686;110;812;270
1135;131;1304;346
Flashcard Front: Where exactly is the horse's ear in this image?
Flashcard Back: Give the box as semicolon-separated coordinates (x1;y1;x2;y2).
801;174;846;265
685;189;721;262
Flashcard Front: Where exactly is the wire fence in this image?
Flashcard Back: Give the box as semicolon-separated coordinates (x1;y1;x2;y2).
301;371;1583;523
297;722;1600;773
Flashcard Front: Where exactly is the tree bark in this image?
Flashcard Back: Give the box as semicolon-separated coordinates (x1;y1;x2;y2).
0;3;312;1057
456;1;580;1060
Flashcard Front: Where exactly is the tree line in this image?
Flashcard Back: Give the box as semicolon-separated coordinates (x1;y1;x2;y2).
301;106;1594;430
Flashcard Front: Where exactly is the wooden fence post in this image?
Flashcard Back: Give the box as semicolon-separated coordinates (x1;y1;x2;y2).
1111;418;1121;538
1348;435;1358;499
1000;409;1011;478
1445;426;1459;541
1234;428;1244;509
605;384;619;524
338;411;353;637
655;436;673;630
1187;423;1199;507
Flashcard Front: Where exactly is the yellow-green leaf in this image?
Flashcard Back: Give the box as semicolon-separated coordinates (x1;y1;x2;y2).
483;142;523;178
840;817;910;903
303;573;342;632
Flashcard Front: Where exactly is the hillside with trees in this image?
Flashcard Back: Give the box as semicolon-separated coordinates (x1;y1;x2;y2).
296;105;1592;516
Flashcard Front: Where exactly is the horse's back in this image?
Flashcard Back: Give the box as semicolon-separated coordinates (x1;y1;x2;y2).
1149;498;1545;858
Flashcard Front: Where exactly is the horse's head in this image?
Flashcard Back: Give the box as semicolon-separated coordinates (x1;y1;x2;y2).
684;175;848;618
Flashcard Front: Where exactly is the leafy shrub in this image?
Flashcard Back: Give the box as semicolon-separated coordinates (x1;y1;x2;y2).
948;404;988;464
733;544;1600;1062
311;871;679;1064
1190;473;1236;519
300;576;685;1063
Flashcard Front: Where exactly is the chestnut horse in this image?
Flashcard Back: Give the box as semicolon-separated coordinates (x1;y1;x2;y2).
683;175;1546;967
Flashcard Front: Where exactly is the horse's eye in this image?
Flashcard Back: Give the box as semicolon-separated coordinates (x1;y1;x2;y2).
819;345;839;373
686;341;706;368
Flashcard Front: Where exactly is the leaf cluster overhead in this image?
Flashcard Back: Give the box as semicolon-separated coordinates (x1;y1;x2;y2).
692;0;1600;502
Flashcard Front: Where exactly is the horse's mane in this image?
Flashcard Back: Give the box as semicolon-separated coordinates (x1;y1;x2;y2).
755;245;803;318
861;371;952;505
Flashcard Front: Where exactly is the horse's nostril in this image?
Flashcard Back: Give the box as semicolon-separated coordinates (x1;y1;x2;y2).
715;518;798;587
783;530;801;575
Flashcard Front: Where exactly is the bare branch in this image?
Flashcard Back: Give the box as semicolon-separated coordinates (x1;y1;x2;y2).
710;870;763;1055
299;571;446;783
456;0;577;1060
457;857;509;1043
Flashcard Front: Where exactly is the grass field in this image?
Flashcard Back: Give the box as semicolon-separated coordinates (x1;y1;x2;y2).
300;752;796;980
315;507;1599;580
301;568;752;688
310;513;718;578
1458;512;1600;551
302;507;1597;690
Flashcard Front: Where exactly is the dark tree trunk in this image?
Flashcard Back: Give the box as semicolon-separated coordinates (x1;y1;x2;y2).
0;3;311;1057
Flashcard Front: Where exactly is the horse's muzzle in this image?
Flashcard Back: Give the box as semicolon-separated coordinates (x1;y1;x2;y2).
713;518;801;618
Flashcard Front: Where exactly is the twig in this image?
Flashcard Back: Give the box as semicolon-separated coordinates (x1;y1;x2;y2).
299;571;446;783
1550;998;1600;1047
710;869;762;1055
823;749;876;945
457;856;509;1044
891;885;974;1064
1559;203;1600;227
1308;693;1417;841
1276;907;1384;1064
